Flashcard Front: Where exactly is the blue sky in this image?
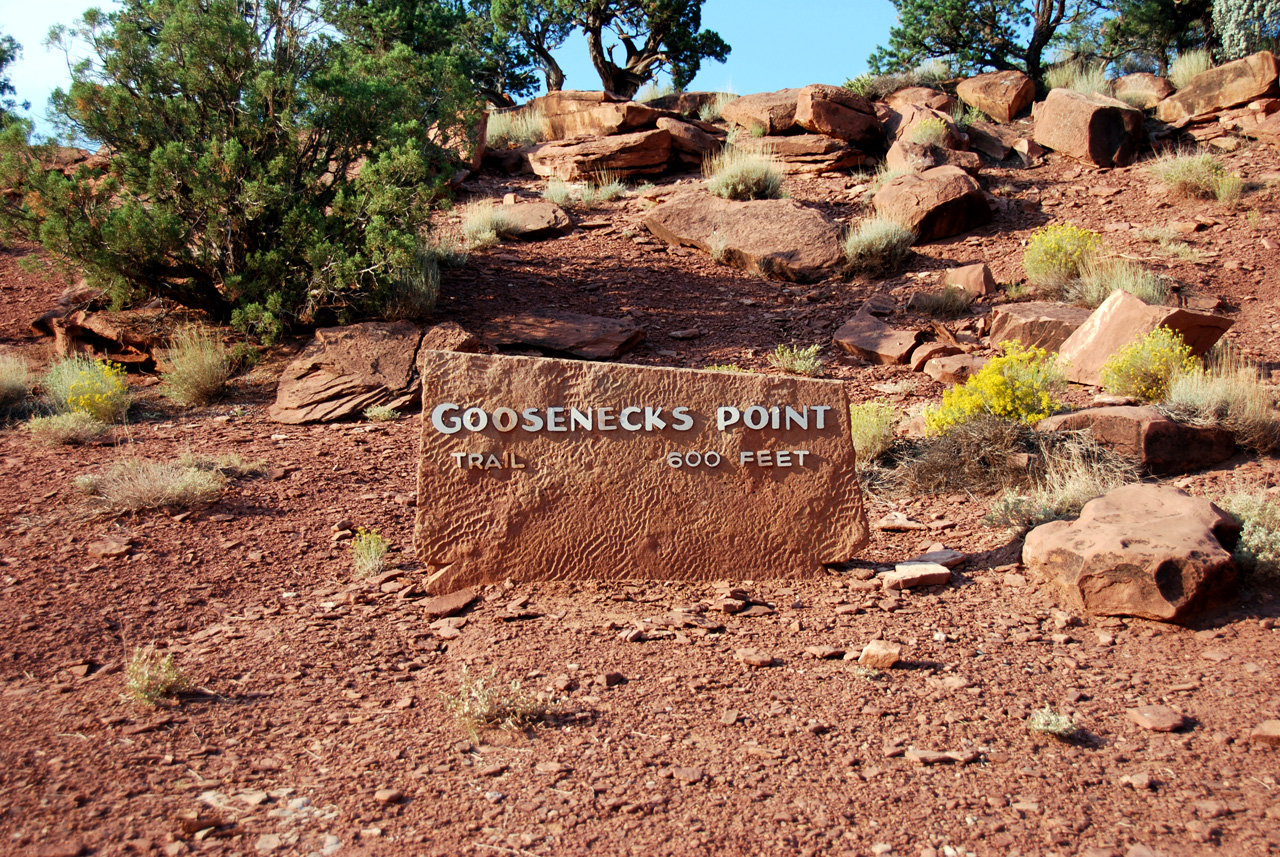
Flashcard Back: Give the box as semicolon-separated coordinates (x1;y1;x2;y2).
4;0;900;138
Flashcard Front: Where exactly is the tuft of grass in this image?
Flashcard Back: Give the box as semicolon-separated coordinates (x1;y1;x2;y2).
911;285;973;318
0;354;31;408
1023;223;1102;296
384;245;444;321
1100;326;1198;401
904;416;1040;494
461;200;515;249
1150;152;1241;201
161;325;233;406
1218;491;1280;579
950;101;985;127
768;343;823;377
843;216;916;277
588;171;627;203
543;178;572;207
1137;226;1203;262
697;91;738;123
703;146;784;201
909;117;948;147
486;107;547;148
442;666;550;738
637;80;676;103
1044;62;1111;95
26;412;109;445
1027;706;1078;739
844;60;949;101
350;527;390;579
363;404;401;422
1067;257;1170;308
1165;348;1280;452
1213;172;1244;203
177;452;266;479
43;356;130;423
75;458;226;512
863;164;917;199
704;363;750;373
1170;49;1213;89
850;400;898;467
124;645;188;708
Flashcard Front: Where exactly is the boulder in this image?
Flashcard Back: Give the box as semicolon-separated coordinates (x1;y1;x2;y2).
544;101;664;140
526;129;671;180
720;89;801;135
945;262;997;297
872;165;991;243
479;312;644;360
1033;89;1144;167
833;312;924;365
965;121;1019;160
1155;51;1280;122
646;91;726;117
656;116;723;157
885;87;957;114
643;191;843;283
532;90;625;115
956;70;1036;123
989;302;1093;352
794;84;883;147
270;321;446;424
923;353;986;385
499;202;573;240
1056;290;1233;386
879;103;967;149
48;308;175;367
739;134;865;173
885;140;982;175
1037;406;1236;473
859;639;903;669
1113;73;1175;110
1023;484;1240;622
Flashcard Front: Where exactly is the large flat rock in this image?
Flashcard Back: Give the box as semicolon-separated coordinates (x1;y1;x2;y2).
989;302;1093;352
643;191;843;283
543;101;664;140
414;351;869;589
720;89;801;135
794;84;882;146
1156;51;1279;122
739;134;865;174
956;70;1035;123
833;313;924;365
526;129;672;180
479;311;644;360
1037;405;1236;474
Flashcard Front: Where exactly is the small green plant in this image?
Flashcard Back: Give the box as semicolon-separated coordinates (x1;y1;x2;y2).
843;216;916;277
843;74;877;97
1067;258;1170;308
1100;327;1198;401
230;343;261;369
1218;491;1280;579
383;246;444;321
925;342;1064;434
1150;152;1237;200
1213;172;1244;203
704;363;749;373
911;286;973;318
230;294;285;345
543;178;572;207
1166;348;1279;452
42;356;130;423
1170;49;1213;89
748;121;768;138
851;665;883;681
1247;209;1263;229
909;116;948;146
697;91;737;122
363;404;401;422
768;344;823;378
1022;224;1102;295
75;458;226;512
703;146;784;201
850;401;898;466
26;412;109;445
124;645;188;707
0;354;31;408
486;107;547;148
442;666;549;738
161;325;233;406
350;527;391;578
461;201;515;249
1027;706;1078;739
1044;61;1111;95
950;101;985;127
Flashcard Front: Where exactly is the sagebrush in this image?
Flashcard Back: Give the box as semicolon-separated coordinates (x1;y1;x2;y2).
442;666;549;737
76;458;225;512
162;325;233;405
1218;491;1280;579
849;401;898;467
703;146;784;201
350;527;391;578
486;107;546;148
768;344;823;377
461;201;516;249
26;412;109;445
1165;348;1280;452
1022;224;1102;294
1170;49;1213;89
1067;258;1169;308
843;217;915;277
0;353;30;408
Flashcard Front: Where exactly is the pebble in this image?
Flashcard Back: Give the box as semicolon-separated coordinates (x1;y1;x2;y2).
1125;705;1189;732
735;648;777;667
484;791;504;803
804;645;844;660
374;788;403;804
858;640;902;669
875;512;927;531
720;710;740;726
1251;719;1280;746
671;766;703;783
255;834;281;854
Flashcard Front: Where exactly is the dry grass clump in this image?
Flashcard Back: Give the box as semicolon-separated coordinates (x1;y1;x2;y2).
844;60;950;100
442;666;549;738
704;363;749;373
1067;257;1170;308
850;401;899;467
1044;61;1111;95
703;146;784;201
902;416;1040;494
911;285;973;318
768;343;823;377
1027;706;1079;739
697;91;738;122
124;645;188;707
579;171;627;206
1150;152;1242;201
909;117;948;146
161;325;233;405
1170;49;1213;89
384;245;447;321
843;216;916;277
26;412;110;445
542;178;572;206
461;201;516;249
486;107;546;148
177;452;266;478
1165;348;1280;452
1217;490;1280;579
75;458;226;512
350;527;391;578
0;353;30;408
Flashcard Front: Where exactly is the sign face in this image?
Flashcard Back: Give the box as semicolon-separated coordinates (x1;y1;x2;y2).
414;350;868;589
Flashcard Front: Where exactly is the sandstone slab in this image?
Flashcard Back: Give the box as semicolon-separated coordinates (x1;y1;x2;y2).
794;84;883;146
1126;705;1190;732
479;311;644;360
1056;290;1233;386
882;562;951;591
739;134;866;173
989;302;1092;352
923;353;986;385
656;116;722;156
1252;720;1280;746
1156;51;1280;122
544;101;663;140
720;89;801;135
833;313;924;365
644;191;843;282
945;262;997;297
884;140;982;175
1037;406;1236;474
859;640;902;669
414;351;868;589
499;202;573;240
1114;73;1175;109
526;129;671;180
1023;484;1240;622
909;342;962;372
956;70;1036;123
421;587;477;620
884;87;957;114
646;91;726;116
1033;89;1144;167
872;165;991;243
879;103;966;149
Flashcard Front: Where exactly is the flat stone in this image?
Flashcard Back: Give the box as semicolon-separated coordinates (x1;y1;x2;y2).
739;134;865;174
479;311;644;360
415;351;868;589
1125;705;1189;732
882;562;952;591
656;116;722;156
989;302;1092;353
833;312;924;365
902;548;966;568
1037;406;1235;474
526;129;672;180
543;101;663;140
671;766;704;783
945;262;998;297
805;645;845;659
720;89;801;135
859;639;902;669
1156;51;1280;123
905;748;981;765
923;353;985;385
255;834;281;854
909;342;962;372
875;511;927;531
1251;720;1280;746
498;202;573;240
794;84;882;146
885;140;982;175
956;70;1036;123
88;538;131;559
374;788;403;804
736;648;777;667
420;587;476;620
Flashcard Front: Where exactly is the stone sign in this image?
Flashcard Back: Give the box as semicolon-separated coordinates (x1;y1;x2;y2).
414;351;868;590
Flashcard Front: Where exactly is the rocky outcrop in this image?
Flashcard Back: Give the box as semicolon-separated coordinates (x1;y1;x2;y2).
720;89;801;135
885;141;981;175
1114;73;1175;109
872;166;991;243
738;134;866;173
499;202;573;240
1155;51;1280;122
526;129;672;180
646;91;725;116
1056;290;1234;386
794;84;883;147
879;104;967;149
988;302;1093;352
956;71;1035;123
833;312;924;365
1023;484;1240;623
643;191;843;282
1037;406;1236;473
656;117;723;161
544;101;665;140
885;87;956;114
1033;89;1144;167
479;312;644;360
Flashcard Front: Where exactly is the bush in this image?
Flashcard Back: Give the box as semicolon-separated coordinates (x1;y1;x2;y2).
703;146;784;201
909;117;948;146
43;356;130;423
850;401;898;467
1166;349;1279;452
1067;258;1170;308
1022;224;1102;294
1170;49;1213;89
585;171;627;204
26;412;109;445
461;201;515;249
903;416;1039;493
486;107;546;148
1044;61;1111;95
768;344;823;377
442;665;549;738
1218;491;1280;579
925;342;1064;434
177;452;266;478
0;353;29;407
1150;152;1241;200
543;179;572;207
363;404;401;422
161;325;233;405
1100;326;1198;400
1027;706;1078;739
351;527;391;578
911;286;973;318
697;92;737;122
843;216;915;277
75;458;225;512
1213;172;1244;203
124;645;188;707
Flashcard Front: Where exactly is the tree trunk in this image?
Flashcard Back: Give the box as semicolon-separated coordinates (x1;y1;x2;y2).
584;23;619;94
533;46;564;91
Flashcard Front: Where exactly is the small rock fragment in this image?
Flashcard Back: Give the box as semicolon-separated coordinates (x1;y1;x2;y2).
735;648;777;667
1251;720;1280;746
881;562;952;591
858;640;902;669
1125;705;1189;733
805;645;845;659
374;788;403;804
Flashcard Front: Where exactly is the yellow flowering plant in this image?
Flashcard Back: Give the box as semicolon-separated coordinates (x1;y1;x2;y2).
925;341;1065;434
43;356;130;423
1100;327;1199;401
1022;223;1102;293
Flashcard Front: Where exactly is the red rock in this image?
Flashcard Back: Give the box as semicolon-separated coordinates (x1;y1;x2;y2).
526;129;672;180
543;101;663;140
1156;51;1280;122
859;639;902;669
872;165;992;243
794;84;883;146
498;202;573;240
88;538;131;559
880;103;967;149
1033;89;1144;167
923;353;986;385
882;562;951;591
720;89;801;135
805;645;845;659
956;70;1036;123
833;312;924;365
1023;484;1239;622
945;262;998;297
1036;406;1236;474
738;134;866;174
646;91;725;116
989;302;1093;352
421;587;476;620
736;648;777;667
1251;720;1280;746
1114;73;1175;109
884;141;982;175
478;311;644;360
655;116;722;157
909;342;962;372
1125;705;1190;732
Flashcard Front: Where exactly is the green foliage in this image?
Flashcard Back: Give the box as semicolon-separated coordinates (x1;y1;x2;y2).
575;0;730;97
1064;0;1213;77
1214;0;1280;59
43;356;130;423
843;64;947;100
0;28;26;119
124;646;188;707
1166;348;1280;452
1027;706;1078;738
75;458;226;512
543;178;572;206
768;344;823;378
26;412;110;445
363;404;401;421
490;0;575;94
697;91;737;122
4;0;482;329
351;527;391;578
0;353;30;407
925;342;1064;434
230;294;285;346
850;401;899;466
703;146;783;201
162;326;233;406
486;107;547;148
442;665;549;738
383;245;444;322
1100;326;1198;400
909;117;949;146
842;216;916;277
1022;223;1102;294
1150;152;1241;200
703;363;749;373
1218;490;1280;578
1170;48;1214;87
1068;258;1170;308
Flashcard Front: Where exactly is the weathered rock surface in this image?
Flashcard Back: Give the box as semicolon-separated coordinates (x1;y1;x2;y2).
526;129;671;180
643;191;843;282
833;312;924;365
956;70;1036;123
544;101;664;140
859;640;903;669
1114;73;1175;109
879;104;966;149
965;121;1019;160
656;116;722;157
1033;89;1144;167
739;134;866;173
415;351;869;589
270;321;441;424
1023;484;1240;622
923;353;986;385
499;202;573;240
884;87;956;114
872;165;991;243
1056;290;1234;386
989;302;1092;352
909;342;962;372
1126;705;1190;732
1037;406;1236;474
794;84;883;147
1155;51;1280;122
884;141;982;175
882;562;952;591
720;89;801;135
48;308;177;366
945;262;997;297
479;311;644;360
646;91;726;116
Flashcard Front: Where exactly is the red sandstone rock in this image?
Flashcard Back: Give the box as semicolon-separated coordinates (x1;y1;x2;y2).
1114;73;1175;110
498;202;573;240
479;311;644;360
1036;406;1236;474
833;313;924;365
526;129;672;180
720;89;801;135
872;166;991;243
1033;89;1144;167
794;84;882;147
945;262;997;297
1156;51;1280;122
989;302;1092;352
956;70;1035;123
